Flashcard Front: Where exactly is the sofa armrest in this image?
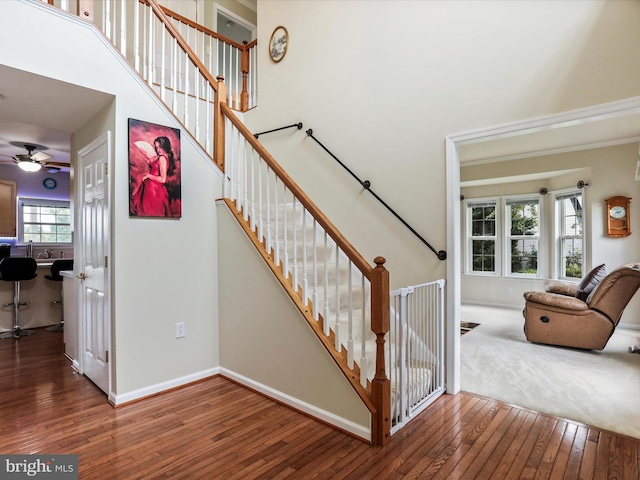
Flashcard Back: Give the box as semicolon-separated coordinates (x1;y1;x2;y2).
545;283;578;297
524;291;589;311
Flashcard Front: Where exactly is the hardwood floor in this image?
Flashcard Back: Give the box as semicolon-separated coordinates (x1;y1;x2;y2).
1;330;638;479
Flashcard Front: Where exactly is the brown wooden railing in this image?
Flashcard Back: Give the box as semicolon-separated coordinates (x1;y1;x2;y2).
159;7;258;111
220;103;391;445
42;0;390;446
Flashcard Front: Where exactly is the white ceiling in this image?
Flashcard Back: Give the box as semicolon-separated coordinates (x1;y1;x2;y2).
0;65;113;171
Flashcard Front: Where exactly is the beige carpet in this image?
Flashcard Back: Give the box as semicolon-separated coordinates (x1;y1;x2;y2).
460;304;640;439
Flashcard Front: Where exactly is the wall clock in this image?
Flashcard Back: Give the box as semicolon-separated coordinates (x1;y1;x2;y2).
605;196;631;237
43;177;57;190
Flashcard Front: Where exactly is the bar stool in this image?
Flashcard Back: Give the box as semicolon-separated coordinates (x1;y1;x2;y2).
0;257;38;339
45;259;74;332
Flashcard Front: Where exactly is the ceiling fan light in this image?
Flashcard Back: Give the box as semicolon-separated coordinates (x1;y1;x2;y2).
18;160;42;172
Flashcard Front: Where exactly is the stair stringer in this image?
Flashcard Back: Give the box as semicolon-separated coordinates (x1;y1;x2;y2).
223;198;376;408
217;199;373;440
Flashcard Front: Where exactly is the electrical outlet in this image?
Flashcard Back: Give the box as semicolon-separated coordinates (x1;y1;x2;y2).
175;322;185;338
506;287;513;295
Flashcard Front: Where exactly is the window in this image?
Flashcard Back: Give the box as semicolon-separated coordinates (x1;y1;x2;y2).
19;198;71;244
468;201;497;273
558;192;583;279
507;199;539;275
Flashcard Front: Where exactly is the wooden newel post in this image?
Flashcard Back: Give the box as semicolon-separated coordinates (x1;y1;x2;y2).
240;41;250;112
214;75;226;171
370;256;390;446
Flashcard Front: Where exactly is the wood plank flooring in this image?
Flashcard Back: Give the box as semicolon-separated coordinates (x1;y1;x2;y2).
0;329;638;479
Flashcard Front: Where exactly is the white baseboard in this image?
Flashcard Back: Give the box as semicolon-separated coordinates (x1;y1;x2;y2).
619;322;640;331
110;367;221;405
462;301;524;310
219;367;371;442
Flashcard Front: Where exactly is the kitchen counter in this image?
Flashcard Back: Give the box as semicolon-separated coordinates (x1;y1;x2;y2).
0;262;72;333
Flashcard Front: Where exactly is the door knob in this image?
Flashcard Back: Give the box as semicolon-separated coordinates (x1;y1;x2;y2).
76;272;87;280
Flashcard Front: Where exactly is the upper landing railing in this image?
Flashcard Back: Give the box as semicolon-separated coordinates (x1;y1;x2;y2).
43;0;256;166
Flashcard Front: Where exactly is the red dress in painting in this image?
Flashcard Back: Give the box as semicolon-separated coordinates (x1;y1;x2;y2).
132;156;170;217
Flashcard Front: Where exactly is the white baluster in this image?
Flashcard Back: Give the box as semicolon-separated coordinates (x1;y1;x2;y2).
133;0;140;72
360;275;367;387
302;209;308;306
146;6;153;85
160;28;166;101
323;232;329;336
183;44;189;128
119;0;126;56
194;67;200;142
205;83;211;154
292;199;298;291
171;39;178;113
258;153;263;242
334;247;341;352
347;260;353;369
282;186;289;279
105;0;112;41
249;145;254;227
242;140;249;222
274;177;280;268
266;166;272;254
312;220;318;320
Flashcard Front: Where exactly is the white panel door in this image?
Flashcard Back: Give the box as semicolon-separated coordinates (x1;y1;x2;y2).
78;133;110;394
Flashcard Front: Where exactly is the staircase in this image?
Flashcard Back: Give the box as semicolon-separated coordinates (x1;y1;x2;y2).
34;0;447;446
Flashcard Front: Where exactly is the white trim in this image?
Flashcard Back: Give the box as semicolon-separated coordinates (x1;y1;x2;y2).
619;322;640;331
219;368;371;442
449;96;640;146
213;4;257;41
77;131;112;398
109;367;221;405
445;136;461;394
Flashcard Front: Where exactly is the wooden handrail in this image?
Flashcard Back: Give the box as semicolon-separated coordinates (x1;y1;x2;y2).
145;0;218;93
160;6;248;50
159;4;257;112
221;103;390;445
221;103;374;279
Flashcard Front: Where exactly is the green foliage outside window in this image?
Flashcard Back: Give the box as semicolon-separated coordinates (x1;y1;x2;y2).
471;205;496;272
564;249;582;278
510;202;538;274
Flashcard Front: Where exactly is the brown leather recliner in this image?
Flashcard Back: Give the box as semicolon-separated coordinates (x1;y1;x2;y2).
523;263;640;350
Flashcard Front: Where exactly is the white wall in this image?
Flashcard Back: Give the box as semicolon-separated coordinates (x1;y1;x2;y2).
0;1;222;398
246;0;640;293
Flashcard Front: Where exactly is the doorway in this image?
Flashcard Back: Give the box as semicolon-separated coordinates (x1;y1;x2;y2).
77;132;111;395
445;96;640;394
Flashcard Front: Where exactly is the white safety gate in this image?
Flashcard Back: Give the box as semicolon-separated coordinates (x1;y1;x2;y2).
389;279;446;434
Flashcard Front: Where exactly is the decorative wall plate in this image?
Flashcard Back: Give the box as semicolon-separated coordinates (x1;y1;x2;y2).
269;26;288;63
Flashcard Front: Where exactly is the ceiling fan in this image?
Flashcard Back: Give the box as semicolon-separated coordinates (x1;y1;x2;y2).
0;144;68;172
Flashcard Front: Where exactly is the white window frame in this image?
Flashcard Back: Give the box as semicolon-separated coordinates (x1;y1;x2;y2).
504;195;542;278
465;198;500;276
18;197;72;246
556;189;584;280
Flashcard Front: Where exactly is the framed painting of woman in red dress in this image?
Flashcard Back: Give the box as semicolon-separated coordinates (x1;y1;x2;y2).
128;118;182;218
